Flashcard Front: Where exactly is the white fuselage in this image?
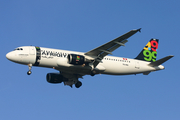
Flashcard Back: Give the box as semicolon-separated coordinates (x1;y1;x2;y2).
6;46;164;76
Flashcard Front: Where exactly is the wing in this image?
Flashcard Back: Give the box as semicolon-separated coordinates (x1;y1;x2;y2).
85;28;141;67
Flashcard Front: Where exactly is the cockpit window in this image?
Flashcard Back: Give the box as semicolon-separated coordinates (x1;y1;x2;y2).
14;48;23;51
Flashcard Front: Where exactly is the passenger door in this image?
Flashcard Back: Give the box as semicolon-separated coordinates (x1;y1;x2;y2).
29;46;35;55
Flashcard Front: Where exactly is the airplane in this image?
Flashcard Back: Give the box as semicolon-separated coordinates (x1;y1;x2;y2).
6;28;174;88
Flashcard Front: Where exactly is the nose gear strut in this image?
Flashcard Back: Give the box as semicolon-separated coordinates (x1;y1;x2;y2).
27;64;32;75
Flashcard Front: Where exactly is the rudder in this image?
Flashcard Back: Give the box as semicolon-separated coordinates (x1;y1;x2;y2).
135;39;159;62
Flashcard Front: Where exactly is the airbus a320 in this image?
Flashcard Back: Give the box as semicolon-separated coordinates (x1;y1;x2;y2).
6;29;174;88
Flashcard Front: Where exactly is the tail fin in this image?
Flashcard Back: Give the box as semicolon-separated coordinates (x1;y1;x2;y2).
135;39;159;62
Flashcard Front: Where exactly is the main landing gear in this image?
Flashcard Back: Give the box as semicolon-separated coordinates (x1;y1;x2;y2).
90;70;96;76
27;64;32;75
75;81;82;88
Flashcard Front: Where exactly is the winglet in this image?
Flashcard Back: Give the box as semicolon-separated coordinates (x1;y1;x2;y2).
148;55;174;67
137;28;142;33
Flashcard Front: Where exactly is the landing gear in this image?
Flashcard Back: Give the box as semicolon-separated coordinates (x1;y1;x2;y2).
90;70;96;76
27;71;32;75
75;81;82;88
27;64;32;75
90;73;95;76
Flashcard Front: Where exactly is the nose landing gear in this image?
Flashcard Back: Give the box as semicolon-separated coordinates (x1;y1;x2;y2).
27;70;32;75
27;64;32;75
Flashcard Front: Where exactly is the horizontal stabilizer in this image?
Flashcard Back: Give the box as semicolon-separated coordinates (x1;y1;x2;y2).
148;55;174;67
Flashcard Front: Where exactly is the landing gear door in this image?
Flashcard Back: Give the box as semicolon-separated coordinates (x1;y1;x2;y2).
29;46;35;55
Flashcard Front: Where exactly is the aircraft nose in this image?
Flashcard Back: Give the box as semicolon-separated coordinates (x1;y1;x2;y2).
6;51;15;61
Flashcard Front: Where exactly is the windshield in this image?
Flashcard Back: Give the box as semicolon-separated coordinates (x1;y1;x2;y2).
14;48;23;51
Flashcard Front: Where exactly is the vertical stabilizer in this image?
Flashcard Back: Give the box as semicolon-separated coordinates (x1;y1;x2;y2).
135;39;159;62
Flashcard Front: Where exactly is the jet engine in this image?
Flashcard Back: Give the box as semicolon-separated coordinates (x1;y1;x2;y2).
67;54;93;65
67;54;85;65
46;73;64;83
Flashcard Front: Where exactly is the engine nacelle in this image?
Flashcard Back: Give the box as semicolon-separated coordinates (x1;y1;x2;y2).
67;54;85;65
46;73;64;84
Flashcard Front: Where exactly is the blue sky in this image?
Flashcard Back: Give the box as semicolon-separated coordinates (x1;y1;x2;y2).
1;0;180;120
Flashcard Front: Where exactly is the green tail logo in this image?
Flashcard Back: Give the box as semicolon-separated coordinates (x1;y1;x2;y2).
135;39;159;62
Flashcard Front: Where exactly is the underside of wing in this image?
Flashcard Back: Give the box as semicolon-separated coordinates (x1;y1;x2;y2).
85;28;141;67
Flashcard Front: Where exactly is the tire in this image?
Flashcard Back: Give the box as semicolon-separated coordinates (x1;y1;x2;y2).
75;81;82;88
27;71;31;75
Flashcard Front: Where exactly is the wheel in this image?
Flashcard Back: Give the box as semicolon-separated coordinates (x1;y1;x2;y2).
90;71;96;76
27;71;32;75
75;81;82;88
90;73;95;76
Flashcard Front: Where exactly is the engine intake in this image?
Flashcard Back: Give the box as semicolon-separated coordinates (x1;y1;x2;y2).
46;73;64;83
67;54;85;65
